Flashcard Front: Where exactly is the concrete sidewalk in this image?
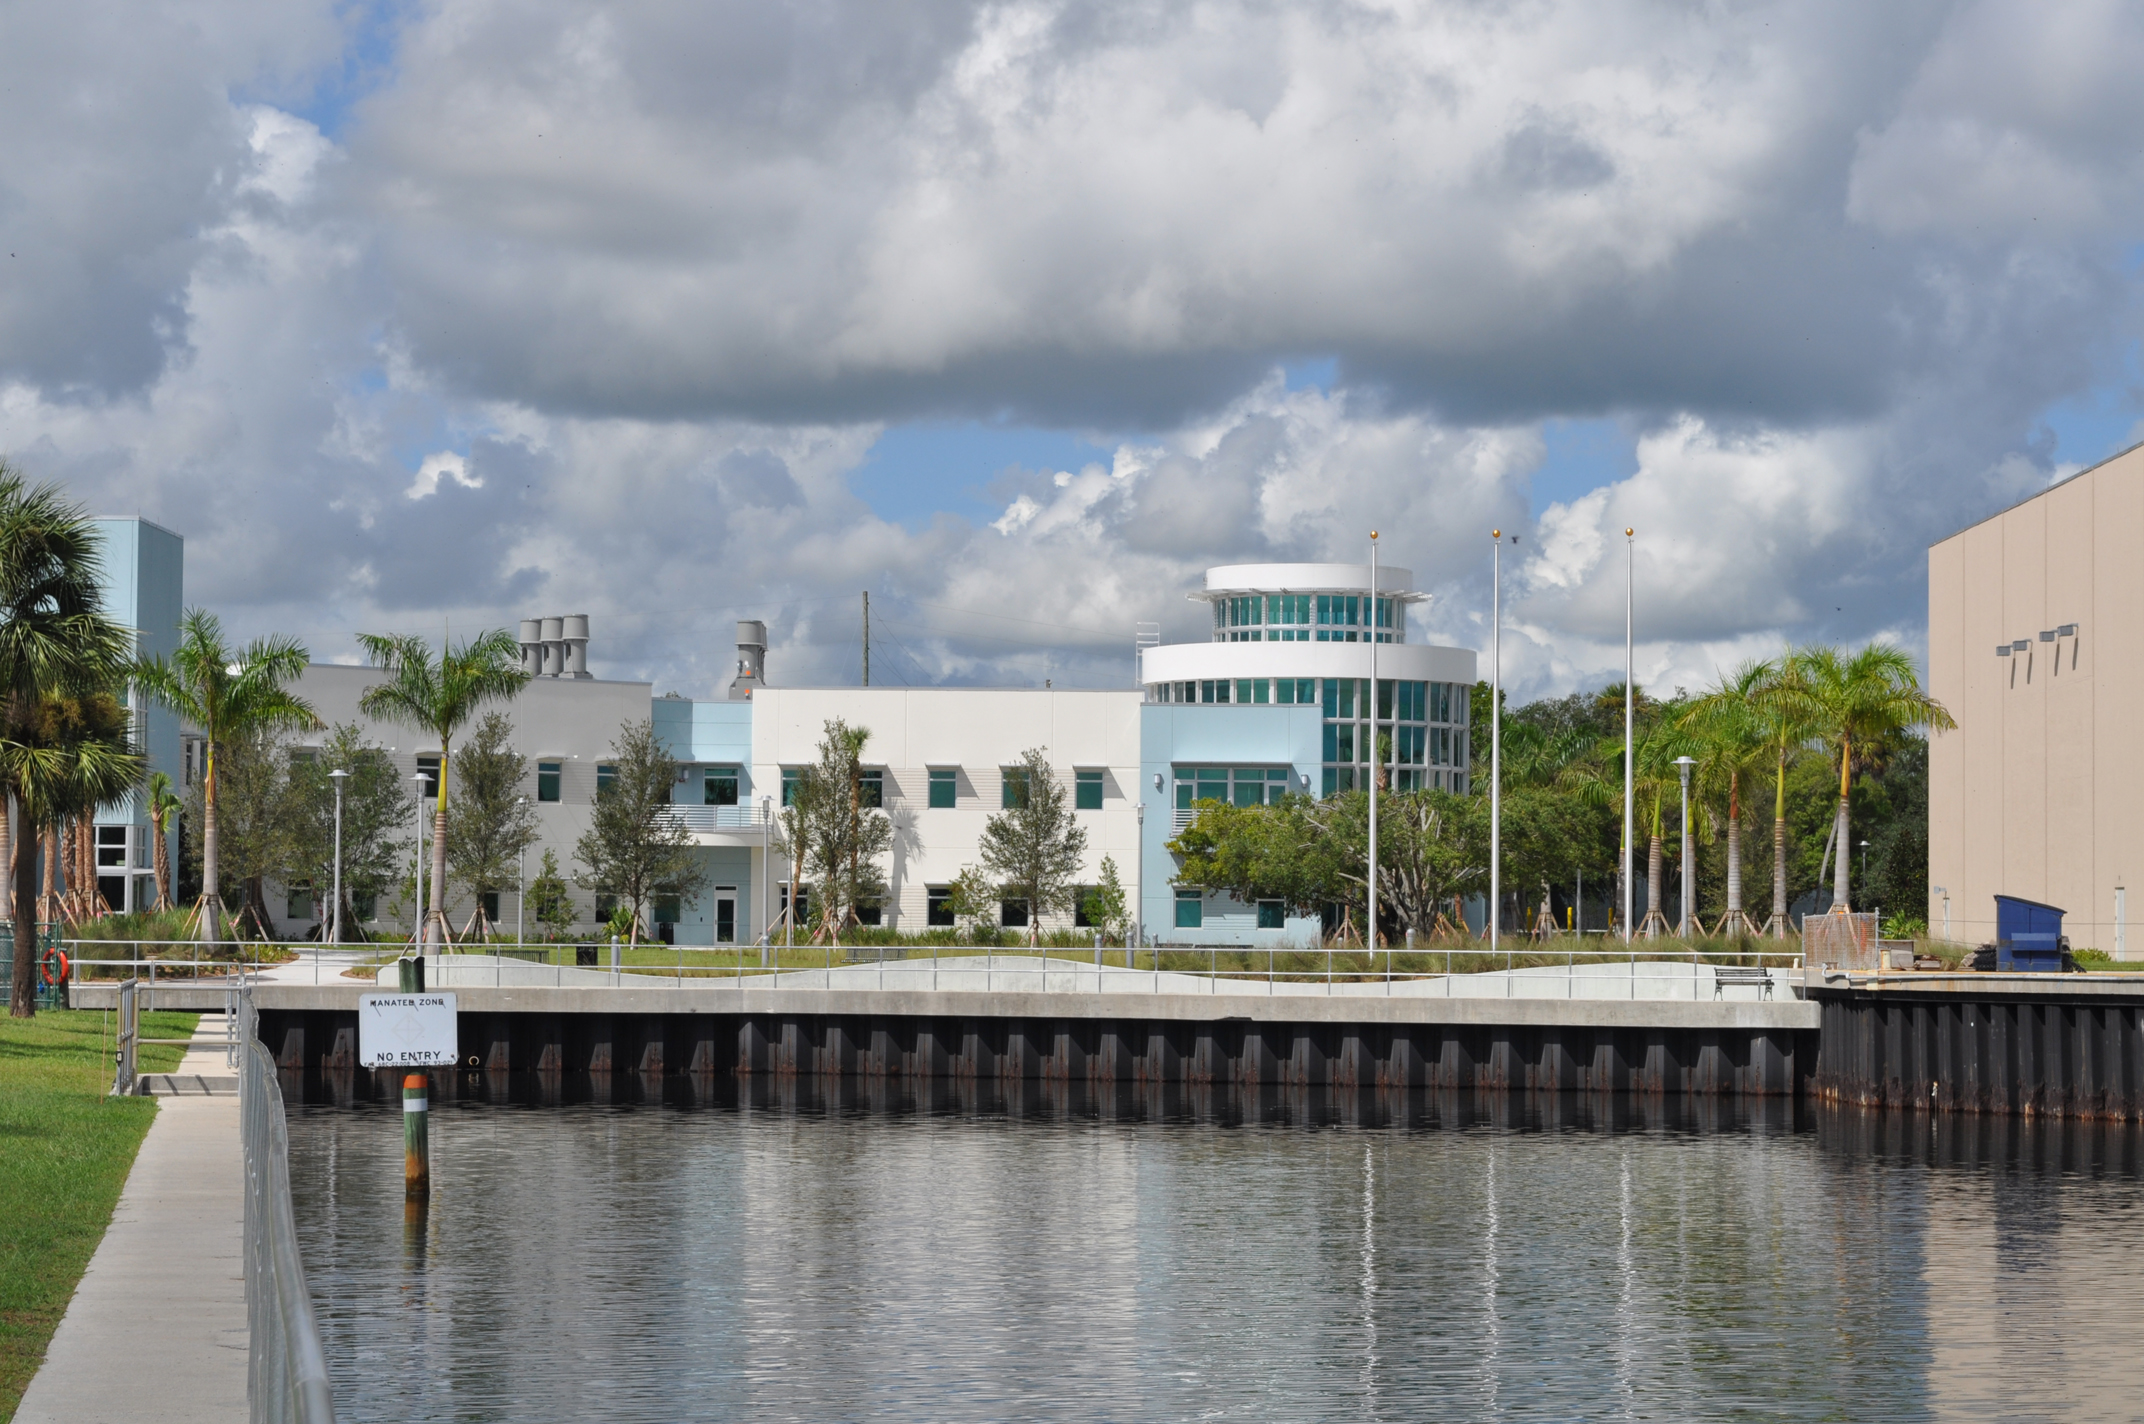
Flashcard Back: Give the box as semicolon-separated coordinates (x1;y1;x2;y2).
15;1020;248;1423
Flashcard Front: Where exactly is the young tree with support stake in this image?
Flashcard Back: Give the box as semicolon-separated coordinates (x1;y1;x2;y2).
134;608;319;946
572;718;707;945
356;629;528;950
979;748;1086;947
444;711;540;935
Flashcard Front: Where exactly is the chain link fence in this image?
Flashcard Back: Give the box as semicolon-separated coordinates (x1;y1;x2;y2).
239;991;338;1423
1802;911;1880;971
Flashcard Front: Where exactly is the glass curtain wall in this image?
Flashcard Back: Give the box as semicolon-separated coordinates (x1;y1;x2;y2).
1214;594;1401;643
1321;679;1468;795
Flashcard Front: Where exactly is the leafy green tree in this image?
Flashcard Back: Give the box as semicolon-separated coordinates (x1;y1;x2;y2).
979;747;1087;946
134;607;318;943
946;864;1000;945
572;718;706;944
1785;644;1955;913
1082;854;1130;940
443;710;540;930
525;848;576;939
282;724;410;941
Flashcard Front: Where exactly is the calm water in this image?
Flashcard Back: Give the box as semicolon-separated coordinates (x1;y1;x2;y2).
285;1078;2144;1422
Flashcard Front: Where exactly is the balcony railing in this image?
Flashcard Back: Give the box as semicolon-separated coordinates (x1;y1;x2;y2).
660;805;771;834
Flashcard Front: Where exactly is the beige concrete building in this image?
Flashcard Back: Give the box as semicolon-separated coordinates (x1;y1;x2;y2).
1927;441;2144;954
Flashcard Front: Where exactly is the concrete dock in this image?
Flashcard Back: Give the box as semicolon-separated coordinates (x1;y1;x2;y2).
14;1016;249;1423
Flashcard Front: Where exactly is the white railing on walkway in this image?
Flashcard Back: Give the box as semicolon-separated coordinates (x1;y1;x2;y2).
60;939;1805;1003
238;989;337;1424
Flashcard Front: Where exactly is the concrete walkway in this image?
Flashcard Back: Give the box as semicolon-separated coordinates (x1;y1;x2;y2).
15;1017;248;1423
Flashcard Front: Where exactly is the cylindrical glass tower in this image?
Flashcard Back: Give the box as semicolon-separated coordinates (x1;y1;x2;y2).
1142;562;1477;795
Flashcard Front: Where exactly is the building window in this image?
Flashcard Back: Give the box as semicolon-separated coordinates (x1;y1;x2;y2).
780;884;810;927
858;769;883;809
928;768;957;808
352;889;377;921
595;892;618;923
596;763;617;797
782;767;803;806
1074;887;1095;927
416;754;440;802
653;895;682;925
1002;767;1031;808
538;760;562;802
704;766;739;806
481;891;500;924
927;887;956;926
1175;889;1204;928
1258;900;1286;929
97;825;127;867
286;883;314;920
1000;897;1029;928
855;899;882;927
1075;769;1103;810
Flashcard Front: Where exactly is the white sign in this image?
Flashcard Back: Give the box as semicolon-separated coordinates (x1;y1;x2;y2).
358;993;460;1068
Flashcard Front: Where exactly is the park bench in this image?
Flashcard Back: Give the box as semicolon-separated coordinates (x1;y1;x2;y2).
1712;964;1774;999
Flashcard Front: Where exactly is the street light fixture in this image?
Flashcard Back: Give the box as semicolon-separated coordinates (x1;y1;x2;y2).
1674;755;1696;938
1859;838;1870;886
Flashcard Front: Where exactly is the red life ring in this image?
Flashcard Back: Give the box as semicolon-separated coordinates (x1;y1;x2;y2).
38;948;68;986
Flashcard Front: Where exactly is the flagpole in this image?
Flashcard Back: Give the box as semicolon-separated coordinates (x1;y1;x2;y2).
1622;527;1635;944
1367;532;1379;955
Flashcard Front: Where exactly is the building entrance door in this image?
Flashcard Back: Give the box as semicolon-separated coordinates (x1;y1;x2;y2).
714;888;737;944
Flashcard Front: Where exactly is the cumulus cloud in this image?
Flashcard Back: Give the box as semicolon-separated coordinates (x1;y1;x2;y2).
2;0;2144;704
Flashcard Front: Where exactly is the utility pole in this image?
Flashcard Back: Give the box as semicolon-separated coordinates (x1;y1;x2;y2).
862;591;870;686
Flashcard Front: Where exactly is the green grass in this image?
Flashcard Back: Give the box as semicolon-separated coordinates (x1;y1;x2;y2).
0;1008;197;1422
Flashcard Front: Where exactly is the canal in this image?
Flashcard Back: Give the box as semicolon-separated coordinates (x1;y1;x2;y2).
286;1082;2144;1421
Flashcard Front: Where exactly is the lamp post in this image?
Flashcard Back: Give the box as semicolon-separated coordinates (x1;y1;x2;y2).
1675;756;1696;938
515;796;527;947
326;769;346;986
1136;790;1148;969
1622;527;1635;943
1491;529;1504;960
1368;532;1379;956
1859;838;1870;886
760;795;772;969
1933;884;1952;946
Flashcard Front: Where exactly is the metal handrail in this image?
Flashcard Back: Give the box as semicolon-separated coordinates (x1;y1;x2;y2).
237;990;337;1423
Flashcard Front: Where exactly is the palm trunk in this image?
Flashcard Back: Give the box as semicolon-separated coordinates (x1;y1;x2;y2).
152;815;171;911
426;748;449;950
9;826;39;1017
201;744;221;943
1647;833;1664;938
1772;816;1788;938
0;792;13;926
1831;794;1851;911
42;832;58;924
1725;772;1742;924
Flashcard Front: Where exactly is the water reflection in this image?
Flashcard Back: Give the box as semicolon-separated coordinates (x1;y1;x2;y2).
284;1083;2144;1423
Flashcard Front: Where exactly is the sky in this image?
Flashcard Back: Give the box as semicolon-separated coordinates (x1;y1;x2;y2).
6;0;2144;703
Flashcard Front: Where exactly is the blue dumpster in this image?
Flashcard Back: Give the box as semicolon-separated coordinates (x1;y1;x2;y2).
1993;895;2066;971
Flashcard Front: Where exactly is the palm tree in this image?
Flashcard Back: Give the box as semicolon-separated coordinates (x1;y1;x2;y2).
134;609;318;942
146;769;180;910
1684;661;1778;937
357;630;529;949
0;469;137;1017
1559;712;1692;939
1787;644;1955;913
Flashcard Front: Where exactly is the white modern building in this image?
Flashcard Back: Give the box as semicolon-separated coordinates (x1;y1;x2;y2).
154;559;1475;949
